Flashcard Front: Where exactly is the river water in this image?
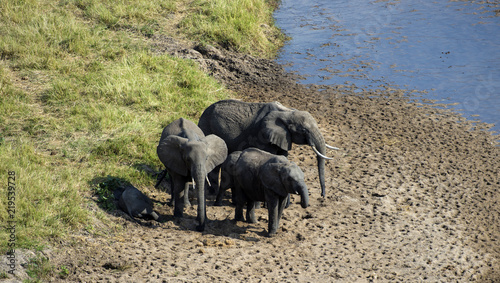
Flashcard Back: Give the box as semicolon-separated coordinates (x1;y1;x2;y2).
274;0;500;135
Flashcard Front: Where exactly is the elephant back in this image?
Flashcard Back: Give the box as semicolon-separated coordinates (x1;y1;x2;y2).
198;100;290;153
199;100;261;134
237;148;279;172
161;118;205;141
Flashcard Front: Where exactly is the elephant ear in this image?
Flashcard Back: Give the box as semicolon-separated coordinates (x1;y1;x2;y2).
260;163;288;197
262;111;292;152
157;135;189;176
204;134;228;173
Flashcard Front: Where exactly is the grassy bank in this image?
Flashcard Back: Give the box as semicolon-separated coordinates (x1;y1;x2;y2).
0;0;283;251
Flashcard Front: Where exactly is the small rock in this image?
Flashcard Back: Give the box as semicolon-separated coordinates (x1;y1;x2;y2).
194;44;223;60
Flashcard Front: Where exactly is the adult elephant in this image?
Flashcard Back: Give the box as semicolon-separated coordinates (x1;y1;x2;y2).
232;148;309;236
157;118;227;231
198;99;337;197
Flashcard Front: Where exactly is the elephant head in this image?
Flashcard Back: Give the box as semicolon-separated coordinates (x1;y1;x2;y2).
157;134;227;231
261;109;336;197
157;135;227;178
260;160;309;209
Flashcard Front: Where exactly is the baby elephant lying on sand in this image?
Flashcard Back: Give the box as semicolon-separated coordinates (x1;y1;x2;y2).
230;148;309;236
118;185;159;221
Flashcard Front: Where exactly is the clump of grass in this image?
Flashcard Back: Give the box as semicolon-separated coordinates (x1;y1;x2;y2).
180;0;285;57
25;254;54;281
94;176;122;211
58;265;70;279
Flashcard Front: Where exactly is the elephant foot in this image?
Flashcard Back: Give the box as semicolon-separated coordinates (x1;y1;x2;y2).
246;213;257;223
234;214;245;222
213;200;223;206
267;230;277;237
196;223;205;232
173;211;183;218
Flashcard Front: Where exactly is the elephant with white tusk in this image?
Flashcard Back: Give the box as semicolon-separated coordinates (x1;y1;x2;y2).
198;99;338;197
157;118;227;232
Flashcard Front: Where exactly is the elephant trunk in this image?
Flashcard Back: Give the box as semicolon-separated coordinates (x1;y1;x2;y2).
297;182;309;208
308;129;327;197
192;165;207;231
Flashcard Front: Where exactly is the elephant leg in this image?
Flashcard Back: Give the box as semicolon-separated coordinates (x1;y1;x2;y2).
233;186;245;222
277;196;288;229
235;203;245;222
207;165;220;195
171;173;185;218
266;196;279;237
230;188;236;205
284;194;291;209
183;181;191;207
168;176;175;207
215;169;231;206
246;201;257;223
214;188;225;206
214;174;227;206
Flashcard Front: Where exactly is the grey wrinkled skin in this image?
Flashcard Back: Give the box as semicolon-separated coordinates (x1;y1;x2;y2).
198;99;331;198
155;169;195;207
118;186;159;220
215;151;243;206
157;118;227;232
231;148;309;237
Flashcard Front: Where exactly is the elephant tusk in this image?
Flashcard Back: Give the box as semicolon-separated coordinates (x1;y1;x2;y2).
312;145;333;160
206;176;211;187
326;144;341;150
191;177;196;190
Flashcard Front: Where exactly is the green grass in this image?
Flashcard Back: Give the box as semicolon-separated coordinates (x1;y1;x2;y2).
25;253;54;281
0;0;283;250
181;0;284;57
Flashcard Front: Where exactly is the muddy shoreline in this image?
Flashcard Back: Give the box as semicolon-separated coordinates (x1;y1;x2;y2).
6;35;500;281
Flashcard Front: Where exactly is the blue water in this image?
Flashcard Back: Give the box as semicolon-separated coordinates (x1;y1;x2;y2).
275;0;500;134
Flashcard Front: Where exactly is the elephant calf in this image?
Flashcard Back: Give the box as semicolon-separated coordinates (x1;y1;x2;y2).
118;185;159;221
232;148;309;236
